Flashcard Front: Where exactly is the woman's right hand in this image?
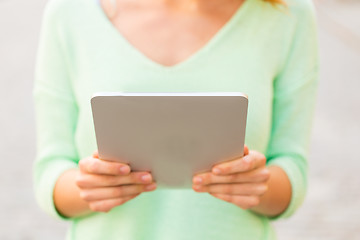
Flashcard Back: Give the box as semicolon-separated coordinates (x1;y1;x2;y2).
75;150;157;213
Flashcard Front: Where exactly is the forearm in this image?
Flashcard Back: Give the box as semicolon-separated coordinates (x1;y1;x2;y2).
53;168;92;218
250;166;292;217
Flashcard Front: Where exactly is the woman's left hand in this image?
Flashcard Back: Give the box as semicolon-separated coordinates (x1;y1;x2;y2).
192;146;270;210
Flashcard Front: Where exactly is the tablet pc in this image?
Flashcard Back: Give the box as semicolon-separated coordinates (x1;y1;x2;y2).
91;92;248;188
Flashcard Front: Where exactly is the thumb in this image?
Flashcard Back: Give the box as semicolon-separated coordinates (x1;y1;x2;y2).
243;145;249;156
92;150;99;159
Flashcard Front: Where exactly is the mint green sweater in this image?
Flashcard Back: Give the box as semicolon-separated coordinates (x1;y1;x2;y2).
33;0;319;239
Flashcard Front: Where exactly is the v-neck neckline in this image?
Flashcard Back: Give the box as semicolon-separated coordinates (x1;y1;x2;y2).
92;0;253;72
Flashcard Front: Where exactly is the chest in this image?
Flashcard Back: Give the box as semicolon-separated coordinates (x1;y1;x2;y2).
102;0;245;66
70;1;283;158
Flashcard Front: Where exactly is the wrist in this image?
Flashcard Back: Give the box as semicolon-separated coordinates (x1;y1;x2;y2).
54;168;93;218
249;166;291;217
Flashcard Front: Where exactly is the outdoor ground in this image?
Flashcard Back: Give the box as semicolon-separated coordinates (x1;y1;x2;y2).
0;0;359;239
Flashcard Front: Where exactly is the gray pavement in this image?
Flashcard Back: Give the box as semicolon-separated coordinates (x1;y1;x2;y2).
0;0;359;239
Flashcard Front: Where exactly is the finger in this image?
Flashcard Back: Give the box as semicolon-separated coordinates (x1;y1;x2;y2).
80;183;156;201
76;171;154;188
79;157;130;175
210;194;260;210
193;168;270;185
212;151;266;175
88;194;140;212
193;183;268;196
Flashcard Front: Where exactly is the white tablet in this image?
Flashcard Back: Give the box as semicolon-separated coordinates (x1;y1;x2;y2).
91;92;248;188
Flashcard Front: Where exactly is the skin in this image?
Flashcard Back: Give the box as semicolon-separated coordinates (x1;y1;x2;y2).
53;0;292;218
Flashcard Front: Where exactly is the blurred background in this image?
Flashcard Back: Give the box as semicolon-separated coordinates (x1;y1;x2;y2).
0;0;359;239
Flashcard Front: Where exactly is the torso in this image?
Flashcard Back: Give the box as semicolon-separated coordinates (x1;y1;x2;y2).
100;0;245;67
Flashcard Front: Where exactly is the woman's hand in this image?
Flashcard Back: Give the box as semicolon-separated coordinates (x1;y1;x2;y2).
75;151;157;213
192;146;270;210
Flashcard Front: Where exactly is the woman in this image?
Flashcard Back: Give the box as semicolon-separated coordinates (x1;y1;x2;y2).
33;0;319;239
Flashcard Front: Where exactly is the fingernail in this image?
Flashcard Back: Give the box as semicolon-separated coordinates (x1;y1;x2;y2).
193;177;202;184
193;185;201;191
120;166;129;174
145;183;156;191
213;168;221;174
141;174;152;183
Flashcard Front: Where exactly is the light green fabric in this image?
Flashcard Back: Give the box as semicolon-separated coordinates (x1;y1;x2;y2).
33;0;319;239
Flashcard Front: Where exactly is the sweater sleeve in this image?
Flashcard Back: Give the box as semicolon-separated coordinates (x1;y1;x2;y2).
265;0;319;219
33;0;79;220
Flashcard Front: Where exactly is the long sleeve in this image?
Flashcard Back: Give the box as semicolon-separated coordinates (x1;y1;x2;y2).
265;0;319;219
32;0;79;220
